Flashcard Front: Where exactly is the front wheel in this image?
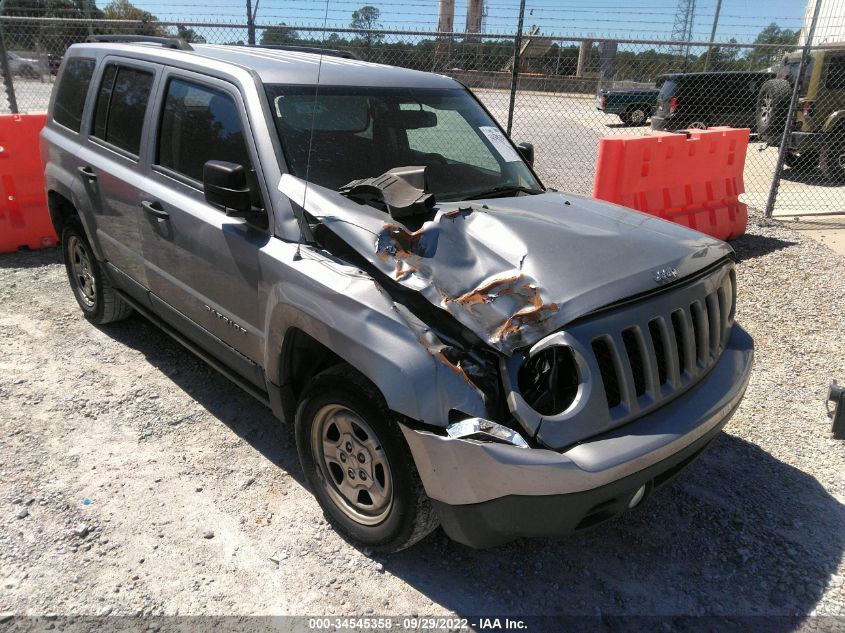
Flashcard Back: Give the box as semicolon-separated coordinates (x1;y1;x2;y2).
295;366;439;553
62;222;133;324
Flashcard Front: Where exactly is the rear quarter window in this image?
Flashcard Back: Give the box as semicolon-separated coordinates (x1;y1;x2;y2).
91;65;154;156
52;58;95;132
658;80;678;100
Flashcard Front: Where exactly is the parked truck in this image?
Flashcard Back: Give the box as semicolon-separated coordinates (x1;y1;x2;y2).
595;86;660;126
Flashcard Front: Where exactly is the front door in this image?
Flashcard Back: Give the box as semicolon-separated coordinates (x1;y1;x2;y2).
138;70;270;387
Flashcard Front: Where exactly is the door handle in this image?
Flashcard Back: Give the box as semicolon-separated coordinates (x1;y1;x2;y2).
77;166;97;180
141;200;169;220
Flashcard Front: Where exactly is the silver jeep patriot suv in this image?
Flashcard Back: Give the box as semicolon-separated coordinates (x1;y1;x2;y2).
42;36;753;551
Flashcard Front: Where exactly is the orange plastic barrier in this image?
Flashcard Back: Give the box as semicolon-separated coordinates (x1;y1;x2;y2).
592;127;749;241
0;113;57;253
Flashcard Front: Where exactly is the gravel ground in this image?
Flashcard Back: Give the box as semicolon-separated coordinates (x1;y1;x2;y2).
0;209;844;628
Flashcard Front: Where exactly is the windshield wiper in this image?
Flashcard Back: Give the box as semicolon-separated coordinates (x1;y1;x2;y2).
461;185;544;201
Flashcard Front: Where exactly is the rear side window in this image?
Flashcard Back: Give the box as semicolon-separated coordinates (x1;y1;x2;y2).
156;79;252;183
826;57;845;90
91;65;154;156
52;58;95;132
658;79;678;100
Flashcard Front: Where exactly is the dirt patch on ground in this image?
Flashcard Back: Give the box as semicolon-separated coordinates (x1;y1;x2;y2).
0;211;843;623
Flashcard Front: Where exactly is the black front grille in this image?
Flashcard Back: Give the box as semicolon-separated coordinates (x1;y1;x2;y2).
592;338;621;408
648;319;668;385
589;269;733;415
622;328;647;397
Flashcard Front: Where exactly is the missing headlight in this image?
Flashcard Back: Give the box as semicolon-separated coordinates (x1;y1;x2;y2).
517;345;580;415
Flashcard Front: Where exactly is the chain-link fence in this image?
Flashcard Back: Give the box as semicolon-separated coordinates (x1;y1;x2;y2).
0;7;842;218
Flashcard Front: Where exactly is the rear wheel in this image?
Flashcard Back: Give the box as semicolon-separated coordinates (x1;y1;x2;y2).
687;120;708;130
757;79;792;145
62;222;133;324
625;106;649;126
819;129;845;181
295;366;439;553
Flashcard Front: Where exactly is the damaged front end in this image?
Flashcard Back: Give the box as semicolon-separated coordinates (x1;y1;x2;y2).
280;170;735;450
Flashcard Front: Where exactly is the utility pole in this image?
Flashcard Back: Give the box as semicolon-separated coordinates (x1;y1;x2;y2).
246;0;256;45
506;0;526;136
703;0;723;71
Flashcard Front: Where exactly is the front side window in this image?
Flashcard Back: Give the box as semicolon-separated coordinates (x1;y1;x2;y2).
91;65;153;155
157;79;252;184
264;85;541;202
52;58;95;132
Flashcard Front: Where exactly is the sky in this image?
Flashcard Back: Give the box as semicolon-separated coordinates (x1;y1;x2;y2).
125;0;808;44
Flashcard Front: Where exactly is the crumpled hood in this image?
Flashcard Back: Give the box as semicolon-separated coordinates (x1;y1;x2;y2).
281;175;733;355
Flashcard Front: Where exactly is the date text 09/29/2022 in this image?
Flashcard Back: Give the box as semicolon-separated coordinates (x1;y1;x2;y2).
306;617;528;630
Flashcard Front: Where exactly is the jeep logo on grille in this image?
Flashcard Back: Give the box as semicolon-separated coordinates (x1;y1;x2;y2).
653;266;679;284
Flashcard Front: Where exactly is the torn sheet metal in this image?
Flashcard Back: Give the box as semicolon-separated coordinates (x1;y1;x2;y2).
280;174;732;356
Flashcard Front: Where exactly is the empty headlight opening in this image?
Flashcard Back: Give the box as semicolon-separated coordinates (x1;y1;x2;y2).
517;345;580;416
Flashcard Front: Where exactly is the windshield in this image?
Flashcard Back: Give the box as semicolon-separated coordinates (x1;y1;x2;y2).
264;85;542;202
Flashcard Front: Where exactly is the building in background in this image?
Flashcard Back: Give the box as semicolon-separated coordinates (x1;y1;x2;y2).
801;0;845;45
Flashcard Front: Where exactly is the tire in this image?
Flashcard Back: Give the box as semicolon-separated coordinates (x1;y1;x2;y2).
819;128;845;182
62;222;133;324
686;120;708;130
757;79;792;145
295;365;439;553
625;106;649;126
618;112;631;125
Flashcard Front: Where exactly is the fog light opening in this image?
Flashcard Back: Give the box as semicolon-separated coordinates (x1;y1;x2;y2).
628;485;646;509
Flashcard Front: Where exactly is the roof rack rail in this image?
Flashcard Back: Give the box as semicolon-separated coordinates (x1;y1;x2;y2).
249;45;359;60
86;35;193;51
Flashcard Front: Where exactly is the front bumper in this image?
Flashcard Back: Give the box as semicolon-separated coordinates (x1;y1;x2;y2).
400;326;753;548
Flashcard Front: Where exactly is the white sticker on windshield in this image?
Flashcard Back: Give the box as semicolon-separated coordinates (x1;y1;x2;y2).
479;126;522;162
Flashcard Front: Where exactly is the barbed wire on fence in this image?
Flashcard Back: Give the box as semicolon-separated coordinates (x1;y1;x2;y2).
0;5;841;220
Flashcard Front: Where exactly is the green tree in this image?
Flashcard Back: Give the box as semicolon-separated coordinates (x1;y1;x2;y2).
746;23;799;69
101;0;162;36
350;5;382;52
176;25;206;43
3;0;103;54
260;24;300;46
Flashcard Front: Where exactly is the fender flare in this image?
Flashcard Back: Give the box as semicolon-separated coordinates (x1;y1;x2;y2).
44;163;105;261
823;110;845;135
262;281;489;427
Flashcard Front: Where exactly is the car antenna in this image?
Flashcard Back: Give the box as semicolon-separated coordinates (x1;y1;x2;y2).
295;0;331;262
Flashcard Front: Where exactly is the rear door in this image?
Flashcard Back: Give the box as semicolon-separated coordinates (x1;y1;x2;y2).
138;68;270;387
81;58;159;295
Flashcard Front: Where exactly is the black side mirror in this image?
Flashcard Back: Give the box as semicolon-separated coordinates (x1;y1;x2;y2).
203;160;253;216
516;142;534;167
